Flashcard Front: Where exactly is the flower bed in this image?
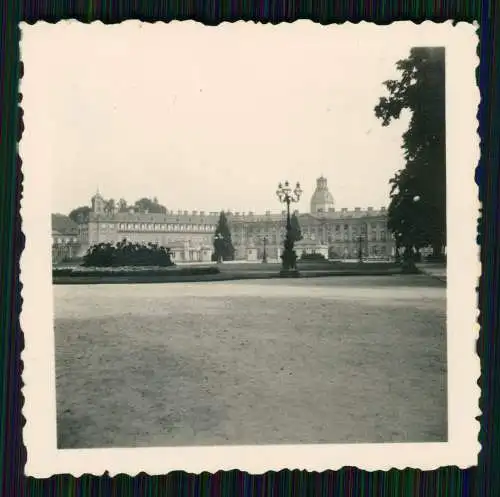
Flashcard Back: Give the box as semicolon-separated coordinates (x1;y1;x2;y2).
53;265;220;278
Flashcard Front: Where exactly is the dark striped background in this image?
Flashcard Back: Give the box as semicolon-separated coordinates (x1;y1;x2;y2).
1;0;497;495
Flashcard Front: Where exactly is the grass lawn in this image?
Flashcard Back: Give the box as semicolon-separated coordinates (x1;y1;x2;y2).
54;274;447;448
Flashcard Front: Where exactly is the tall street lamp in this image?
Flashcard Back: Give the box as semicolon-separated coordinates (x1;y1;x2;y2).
276;180;302;276
262;236;268;263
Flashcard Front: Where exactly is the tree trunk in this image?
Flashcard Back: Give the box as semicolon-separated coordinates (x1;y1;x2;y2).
432;243;444;259
401;245;418;273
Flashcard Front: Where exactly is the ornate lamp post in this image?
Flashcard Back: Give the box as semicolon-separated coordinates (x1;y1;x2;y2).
262;236;268;263
276;180;302;276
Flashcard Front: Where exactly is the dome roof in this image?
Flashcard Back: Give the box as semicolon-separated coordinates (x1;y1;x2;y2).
310;176;334;212
310;189;334;205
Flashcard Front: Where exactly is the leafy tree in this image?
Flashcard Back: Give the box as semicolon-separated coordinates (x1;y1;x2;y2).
374;47;446;257
104;198;116;215
118;198;128;212
134;197;167;214
290;212;303;243
68;206;91;225
213;211;235;262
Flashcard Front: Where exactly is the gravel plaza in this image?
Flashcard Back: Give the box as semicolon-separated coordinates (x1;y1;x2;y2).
54;274;447;449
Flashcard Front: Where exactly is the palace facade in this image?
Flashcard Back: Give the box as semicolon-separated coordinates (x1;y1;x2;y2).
72;177;395;263
52;214;81;263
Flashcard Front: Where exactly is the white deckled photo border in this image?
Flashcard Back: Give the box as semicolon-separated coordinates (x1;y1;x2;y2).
19;19;480;477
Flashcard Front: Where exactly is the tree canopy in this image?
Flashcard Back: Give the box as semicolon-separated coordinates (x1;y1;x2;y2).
68;195;167;220
104;199;116;215
134;197;167;214
374;47;446;256
68;206;91;225
117;198;128;212
213;211;235;262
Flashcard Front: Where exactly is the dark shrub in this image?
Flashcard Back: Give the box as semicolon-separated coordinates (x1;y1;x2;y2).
52;266;220;279
425;254;446;263
52;268;74;277
82;239;175;267
300;252;327;261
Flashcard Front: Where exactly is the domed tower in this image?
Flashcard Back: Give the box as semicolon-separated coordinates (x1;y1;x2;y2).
310;176;334;214
91;189;105;215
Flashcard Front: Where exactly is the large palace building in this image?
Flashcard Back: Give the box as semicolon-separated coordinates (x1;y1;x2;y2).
58;177;395;263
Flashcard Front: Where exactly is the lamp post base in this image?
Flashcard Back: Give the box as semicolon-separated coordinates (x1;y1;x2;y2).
279;269;300;278
401;259;418;274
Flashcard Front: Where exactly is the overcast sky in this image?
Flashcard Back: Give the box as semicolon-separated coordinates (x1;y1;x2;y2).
23;21;418;215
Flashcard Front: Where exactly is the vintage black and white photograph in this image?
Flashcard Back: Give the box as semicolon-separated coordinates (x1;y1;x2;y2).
20;21;479;476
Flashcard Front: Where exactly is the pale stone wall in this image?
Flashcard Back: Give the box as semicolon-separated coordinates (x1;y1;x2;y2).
81;181;395;263
83;211;394;263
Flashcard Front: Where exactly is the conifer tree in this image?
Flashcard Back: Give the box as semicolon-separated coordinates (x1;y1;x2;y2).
213;211;235;262
290;212;303;243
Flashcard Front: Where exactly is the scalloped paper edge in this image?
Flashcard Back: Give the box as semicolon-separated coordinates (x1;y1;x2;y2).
19;19;481;477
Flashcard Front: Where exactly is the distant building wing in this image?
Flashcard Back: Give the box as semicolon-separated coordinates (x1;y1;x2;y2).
51;214;80;236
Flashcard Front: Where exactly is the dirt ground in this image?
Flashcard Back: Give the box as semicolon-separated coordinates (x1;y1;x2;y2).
54;275;447;448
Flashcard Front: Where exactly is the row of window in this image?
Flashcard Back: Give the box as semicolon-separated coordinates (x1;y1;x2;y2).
251;246;389;258
98;223;218;232
301;232;387;242
329;246;388;256
304;226;385;235
242;224;386;235
53;237;78;244
96;222;386;233
239;232;387;243
92;225;388;239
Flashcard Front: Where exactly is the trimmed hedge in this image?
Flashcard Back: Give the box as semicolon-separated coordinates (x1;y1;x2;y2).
300;253;327;261
53;266;220;278
425;254;447;263
82;240;174;267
